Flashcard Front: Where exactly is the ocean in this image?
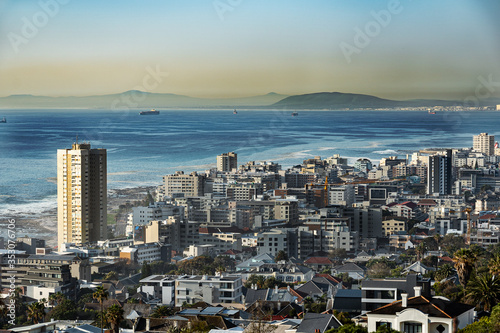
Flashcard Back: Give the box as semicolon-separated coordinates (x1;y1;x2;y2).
0;109;498;218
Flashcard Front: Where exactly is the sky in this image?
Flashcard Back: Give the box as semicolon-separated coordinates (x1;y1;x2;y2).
1;0;500;100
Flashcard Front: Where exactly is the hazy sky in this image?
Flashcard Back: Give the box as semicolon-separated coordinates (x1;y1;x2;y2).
1;0;500;100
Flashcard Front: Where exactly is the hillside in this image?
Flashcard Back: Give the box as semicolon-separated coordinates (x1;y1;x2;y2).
0;91;289;109
271;92;462;109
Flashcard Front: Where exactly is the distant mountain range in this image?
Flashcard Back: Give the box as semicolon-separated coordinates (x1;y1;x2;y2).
272;92;500;109
1;91;499;109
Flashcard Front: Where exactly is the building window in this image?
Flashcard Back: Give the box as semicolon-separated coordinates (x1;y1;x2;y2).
376;322;391;330
403;322;422;333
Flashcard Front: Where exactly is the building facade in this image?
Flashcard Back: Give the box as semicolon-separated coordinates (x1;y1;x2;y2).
427;150;452;195
57;142;107;248
217;152;237;172
163;171;205;198
473;132;495;156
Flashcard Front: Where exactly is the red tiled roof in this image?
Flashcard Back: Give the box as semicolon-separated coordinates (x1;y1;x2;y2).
315;273;342;285
479;214;497;220
400;201;417;209
304;257;334;265
418;199;437;205
439;256;453;263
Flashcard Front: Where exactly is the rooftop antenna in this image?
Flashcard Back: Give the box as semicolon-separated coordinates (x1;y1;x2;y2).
76;135;78;144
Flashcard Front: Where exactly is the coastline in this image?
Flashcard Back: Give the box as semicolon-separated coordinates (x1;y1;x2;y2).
2;185;157;248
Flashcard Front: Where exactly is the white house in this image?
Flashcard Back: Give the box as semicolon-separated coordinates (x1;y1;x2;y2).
366;293;474;333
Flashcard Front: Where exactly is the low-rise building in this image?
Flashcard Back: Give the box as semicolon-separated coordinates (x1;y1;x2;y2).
174;274;243;306
138;275;176;305
361;275;431;313
366;294;474;333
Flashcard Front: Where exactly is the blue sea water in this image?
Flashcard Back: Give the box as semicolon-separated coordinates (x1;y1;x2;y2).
0;109;499;217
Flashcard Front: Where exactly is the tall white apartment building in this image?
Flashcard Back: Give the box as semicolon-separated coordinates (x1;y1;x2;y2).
57;142;106;249
217;152;237;172
473;132;495;156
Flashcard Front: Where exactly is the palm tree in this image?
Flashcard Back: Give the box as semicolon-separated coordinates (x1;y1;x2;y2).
416;242;427;261
106;304;124;333
489;254;500;276
93;286;109;333
452;248;475;288
245;274;266;289
465;273;500;311
435;264;454;282
27;301;45;324
49;291;66;307
151;305;174;318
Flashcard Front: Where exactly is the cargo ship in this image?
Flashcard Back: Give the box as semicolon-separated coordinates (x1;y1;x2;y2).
139;109;159;115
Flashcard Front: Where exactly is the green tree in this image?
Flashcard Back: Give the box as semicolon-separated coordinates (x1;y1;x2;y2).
375;326;401;333
452;248;476;288
421;255;438;269
48;298;78;320
141;262;152;278
326;324;367;333
489;253;500;276
465;273;500;311
367;262;392;278
415;242;427;261
441;234;466;255
275;250;288;262
27;301;45;324
458;316;492;333
435;264;454;282
105;271;118;280
0;298;8;326
49;291;66;307
213;255;235;272
93;286;109;333
491;304;500;332
245;274;267;289
151;305;175;318
263;276;285;289
127;297;139;304
106;304;124;333
176;255;214;275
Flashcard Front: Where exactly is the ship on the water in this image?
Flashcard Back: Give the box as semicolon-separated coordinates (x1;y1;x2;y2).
233;109;238;114
291;112;298;117
139;109;159;115
0;117;6;123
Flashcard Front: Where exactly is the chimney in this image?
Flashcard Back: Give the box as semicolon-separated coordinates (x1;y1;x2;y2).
146;318;150;331
401;293;408;308
414;286;422;297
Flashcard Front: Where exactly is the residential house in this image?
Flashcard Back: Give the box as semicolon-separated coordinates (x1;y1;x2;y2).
366;294;474;333
295;313;342;333
361;275;431;313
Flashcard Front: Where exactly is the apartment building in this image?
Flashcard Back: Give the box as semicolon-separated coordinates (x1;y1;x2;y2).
138;275;176;305
217;152;238;172
329;185;355;206
0;253;82;301
175;275;243;306
163;171;205;198
57;142;106;248
473;132;495;156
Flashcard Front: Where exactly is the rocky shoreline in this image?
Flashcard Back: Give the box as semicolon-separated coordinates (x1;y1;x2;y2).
3;185;157;248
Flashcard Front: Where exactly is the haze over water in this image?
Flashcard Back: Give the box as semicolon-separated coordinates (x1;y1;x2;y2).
0;109;498;217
